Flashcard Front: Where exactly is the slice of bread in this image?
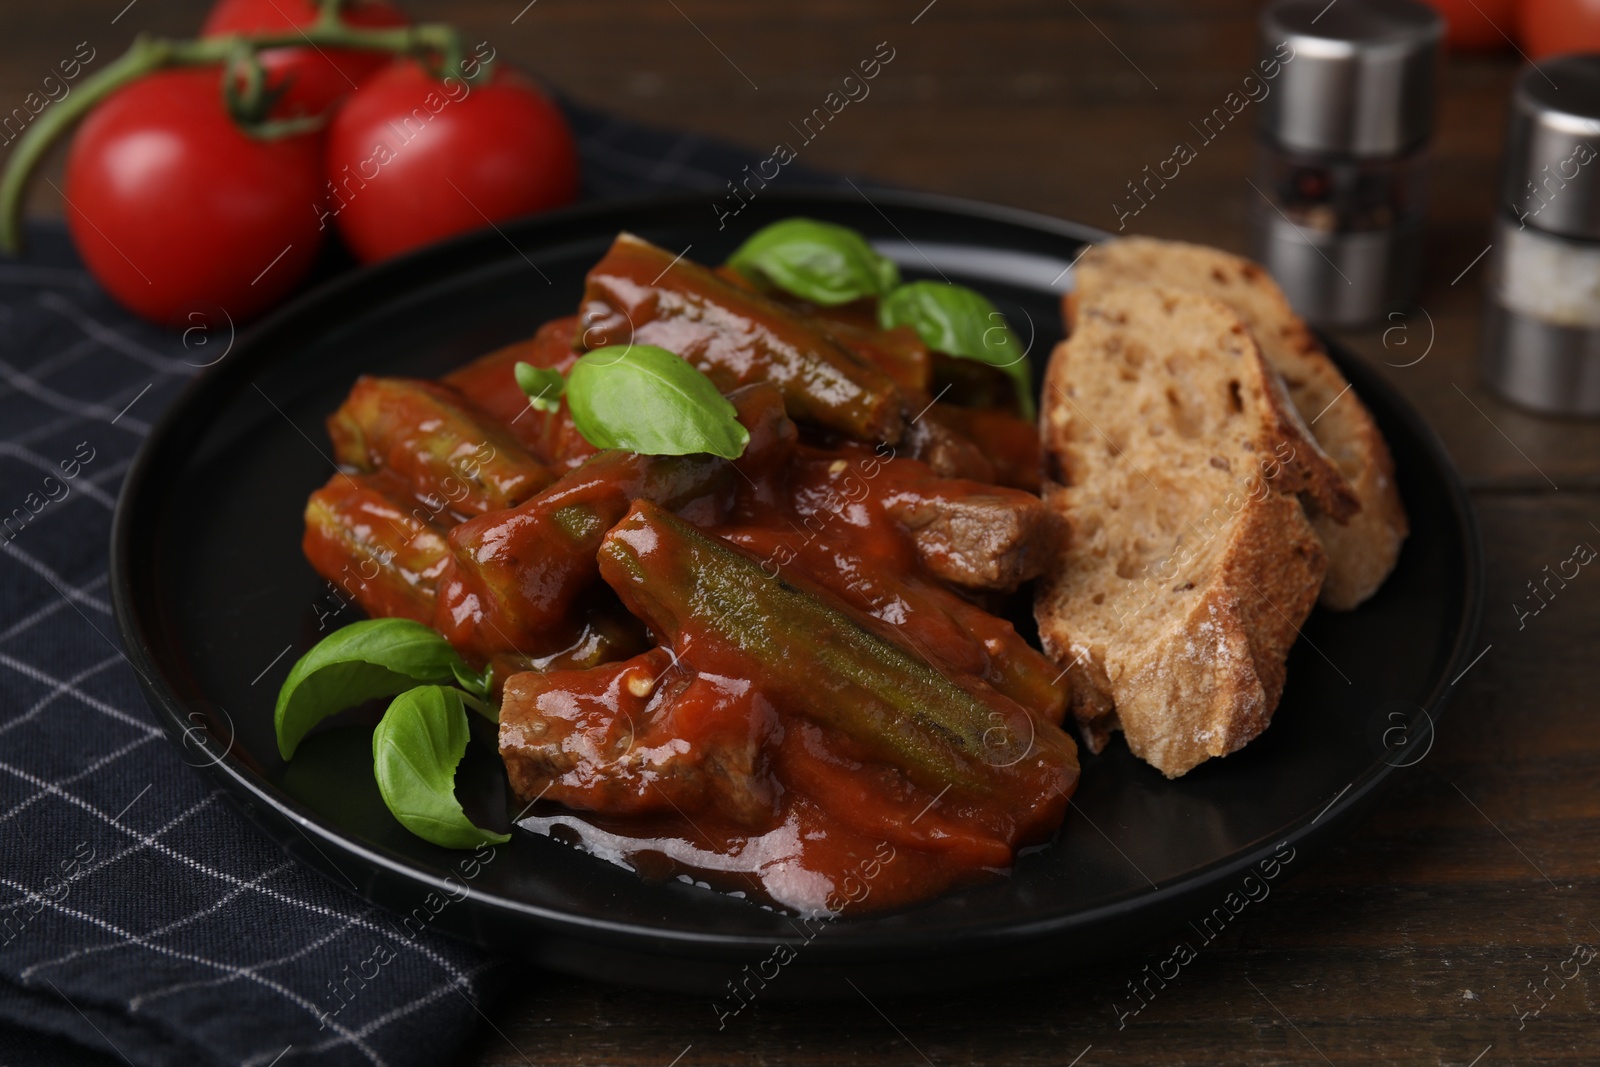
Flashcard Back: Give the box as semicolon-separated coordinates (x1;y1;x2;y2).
1034;286;1328;777
1067;237;1407;610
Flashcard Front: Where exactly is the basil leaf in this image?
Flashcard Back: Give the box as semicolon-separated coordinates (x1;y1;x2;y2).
566;344;750;459
879;281;1036;420
727;218;900;306
514;361;566;414
451;660;495;704
373;686;509;849
274;619;470;760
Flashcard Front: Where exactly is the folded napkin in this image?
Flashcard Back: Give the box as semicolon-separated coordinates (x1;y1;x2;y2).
0;101;842;1067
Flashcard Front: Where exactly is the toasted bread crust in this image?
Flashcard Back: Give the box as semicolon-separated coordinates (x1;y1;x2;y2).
1054;490;1325;772
1035;286;1327;777
1067;237;1407;609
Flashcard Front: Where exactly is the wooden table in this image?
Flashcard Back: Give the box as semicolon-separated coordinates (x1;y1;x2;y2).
7;2;1598;1064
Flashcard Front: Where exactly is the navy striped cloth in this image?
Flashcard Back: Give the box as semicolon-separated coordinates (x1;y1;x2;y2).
0;101;842;1067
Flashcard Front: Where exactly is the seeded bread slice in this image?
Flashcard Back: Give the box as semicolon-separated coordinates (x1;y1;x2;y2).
1034;287;1328;777
1067;237;1407;610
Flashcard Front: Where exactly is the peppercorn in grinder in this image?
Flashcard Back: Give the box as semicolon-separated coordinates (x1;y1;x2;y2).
1252;0;1443;328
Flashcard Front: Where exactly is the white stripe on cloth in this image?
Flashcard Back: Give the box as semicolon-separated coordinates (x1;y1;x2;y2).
0;872;392;1067
0;653;123;741
6;792;222;918
0;732;155;827
0;442;119;509
35;292;197;376
246;958;501;1067
0;359;153;436
9;406;119;449
0;574;107;642
0;335;99;404
0;758;478;990
0;651;160;736
0;540;115;615
128;898;359;1011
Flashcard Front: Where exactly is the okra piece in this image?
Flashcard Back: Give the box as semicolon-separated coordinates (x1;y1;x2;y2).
596;500;1078;801
720;524;1068;725
328;376;555;517
443;316;597;470
713;265;935;395
302;472;451;625
434;384;795;660
819;317;933;395
579;234;906;444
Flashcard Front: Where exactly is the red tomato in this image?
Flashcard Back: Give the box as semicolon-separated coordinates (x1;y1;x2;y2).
63;68;325;324
324;60;579;263
1520;0;1600;58
202;0;408;117
1421;0;1516;50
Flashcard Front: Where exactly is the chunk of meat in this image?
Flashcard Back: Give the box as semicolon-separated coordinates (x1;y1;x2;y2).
921;404;1040;492
885;483;1058;592
499;649;782;828
930;351;1025;415
900;409;998;483
788;447;1060;591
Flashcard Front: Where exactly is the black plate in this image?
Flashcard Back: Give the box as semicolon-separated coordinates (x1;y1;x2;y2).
112;190;1483;997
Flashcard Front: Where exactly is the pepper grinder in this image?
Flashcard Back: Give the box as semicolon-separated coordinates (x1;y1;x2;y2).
1480;55;1600;417
1252;0;1443;328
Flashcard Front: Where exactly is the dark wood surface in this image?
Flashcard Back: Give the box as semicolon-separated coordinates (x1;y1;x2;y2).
7;2;1597;1064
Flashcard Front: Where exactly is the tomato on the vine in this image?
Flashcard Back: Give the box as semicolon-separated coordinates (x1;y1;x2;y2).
4;6;579;322
202;0;409;117
63;68;325;323
1519;0;1600;59
1420;0;1516;50
323;59;579;263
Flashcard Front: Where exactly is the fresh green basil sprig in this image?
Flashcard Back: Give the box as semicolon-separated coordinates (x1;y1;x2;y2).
515;344;749;459
373;686;510;849
273;618;505;849
513;363;566;414
726;218;901;306
879;281;1035;420
722;218;1035;420
274;618;490;759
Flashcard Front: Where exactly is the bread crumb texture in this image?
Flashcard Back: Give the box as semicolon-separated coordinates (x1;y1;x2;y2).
1035;285;1326;777
1067;236;1407;610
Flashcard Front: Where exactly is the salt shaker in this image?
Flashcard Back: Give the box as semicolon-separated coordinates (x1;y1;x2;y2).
1480;56;1600;417
1252;0;1443;328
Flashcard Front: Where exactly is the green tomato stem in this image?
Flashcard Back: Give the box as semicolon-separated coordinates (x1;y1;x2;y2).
317;0;349;28
0;19;486;255
2;36;168;255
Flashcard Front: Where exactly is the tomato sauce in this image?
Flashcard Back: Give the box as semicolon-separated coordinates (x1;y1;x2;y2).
503;644;1070;915
485;442;1075;914
302;235;1079;916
